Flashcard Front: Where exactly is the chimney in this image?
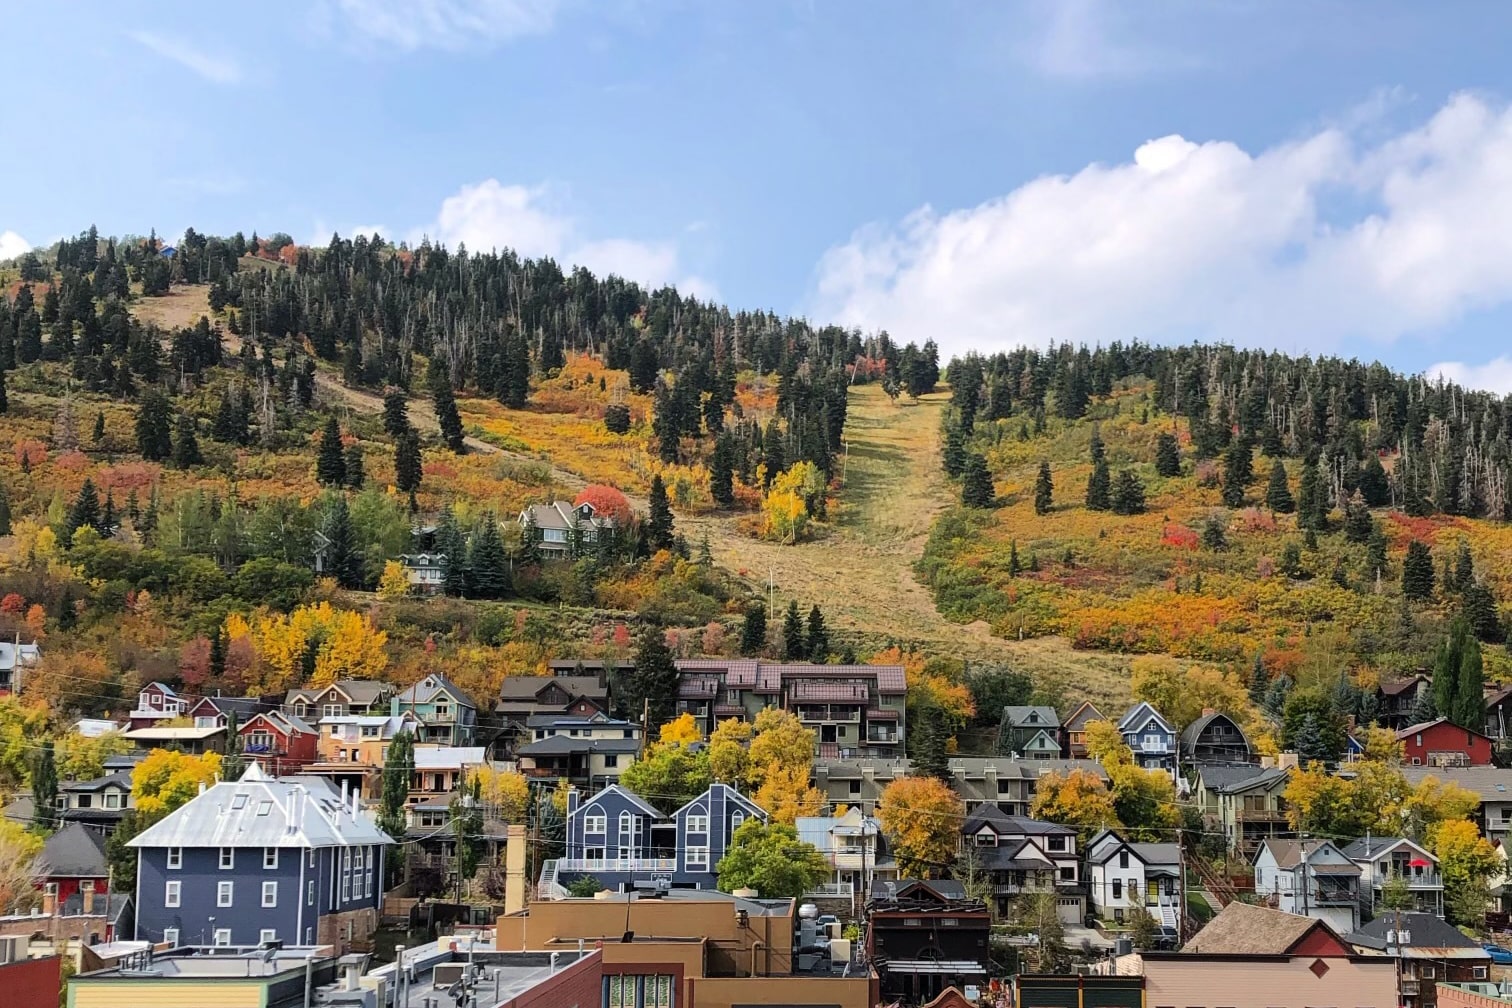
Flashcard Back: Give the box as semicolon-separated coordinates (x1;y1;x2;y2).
42;884;56;917
82;880;95;915
1201;708;1216;717
983;764;998;787
504;824;527;915
860;765;875;781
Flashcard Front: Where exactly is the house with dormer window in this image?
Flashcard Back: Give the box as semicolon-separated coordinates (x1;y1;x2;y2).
1062;701;1105;759
1117;702;1178;777
515;713;641;788
996;706;1064;758
391;673;477;746
285;680;394;722
1085;829;1184;931
126;683;187;729
958;806;1083;923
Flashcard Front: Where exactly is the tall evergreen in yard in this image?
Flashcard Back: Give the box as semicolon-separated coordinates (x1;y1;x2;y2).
710;431;735;506
436;506;468;595
1403;540;1435;600
221;711;245;781
394;426;422;496
31;741;57;833
1154;431;1180;477
428;358;466;454
468;517;510;599
1034;461;1054;515
377;730;413;851
1463;583;1502;643
782;600;806;661
648;474;675;551
324;494;362;589
962;453;996;508
1110;469;1146;515
807;605;830;663
740;602;768;656
912;706;951;781
171;414;202;468
1265;459;1294;513
1085;459;1111;511
1433;618;1485;731
632;626;679;731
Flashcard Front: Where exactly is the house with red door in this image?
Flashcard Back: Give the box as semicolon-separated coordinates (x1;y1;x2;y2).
1396;717;1493;768
236;710;319;775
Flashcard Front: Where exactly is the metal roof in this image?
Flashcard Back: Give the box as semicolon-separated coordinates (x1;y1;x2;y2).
128;763;392;849
394;673;473;707
122;724;225;740
672;658;907;694
519;736;640;756
412;747;487;769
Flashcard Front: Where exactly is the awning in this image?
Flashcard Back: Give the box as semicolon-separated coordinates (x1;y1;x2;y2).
884;961;989;975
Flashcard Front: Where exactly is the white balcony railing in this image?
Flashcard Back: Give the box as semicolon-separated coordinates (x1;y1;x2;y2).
554;857;679;873
804;883;855;898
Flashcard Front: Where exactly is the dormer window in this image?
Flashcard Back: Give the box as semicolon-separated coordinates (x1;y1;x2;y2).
975;829;998;846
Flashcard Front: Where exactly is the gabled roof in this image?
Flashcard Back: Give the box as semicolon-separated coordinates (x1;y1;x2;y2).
1001;706;1061;728
1349;911;1486;954
129;764;392;849
1061;701;1105;730
1340;836;1436;864
1379;675;1428;696
1086;829;1144;866
243;710;316;736
1399;764;1512;799
1195;764;1288;794
673;782;768;820
63;770;133;794
1396;716;1491;741
870;878;970;904
34;822;108;879
1116;701;1171;734
573;784;660;820
960;805;1074;838
286;679;392;707
394;673;474;707
1185;901;1350;955
497;675;609;703
1255;838;1359;874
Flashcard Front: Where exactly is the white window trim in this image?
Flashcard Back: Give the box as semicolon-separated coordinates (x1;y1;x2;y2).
163;928;179;946
167;847;182;870
308;880;316;904
687;814;710;834
217;880;234;907
219;847;235;870
164;881;181;907
584;814;607;834
259;929;278;945
264;847;279;870
262;881;278;908
213;928;231;947
686;846;710;869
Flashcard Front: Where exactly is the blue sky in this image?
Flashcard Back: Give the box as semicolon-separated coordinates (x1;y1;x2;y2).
8;1;1512;387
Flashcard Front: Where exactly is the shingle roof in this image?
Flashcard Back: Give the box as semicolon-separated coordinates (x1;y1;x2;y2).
1198;765;1288;794
1399;764;1512;799
1349;911;1485;953
673;659;907;694
1001;706;1061;728
524;713;634;729
1340;836;1434;863
1185;902;1340;955
1257;839;1358;873
1117;702;1172;734
128;764;392;849
394;673;473;707
286;679;392;707
518;736;641;756
870;878;970;903
961;805;1073;837
1379;676;1427;697
498;675;609;702
34;822;108;879
63;770;133;794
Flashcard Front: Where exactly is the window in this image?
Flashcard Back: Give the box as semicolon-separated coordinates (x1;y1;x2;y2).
849;780;861;795
306;927;313;944
309;850;317;868
342;874;351;902
604;754;619;768
623;729;636;739
218;881;234;907
262;881;278;907
646;975;672;1008
213;928;231;947
1059;866;1076;881
687;814;710;834
260;929;277;945
167;848;182;870
731;811;744;832
163;928;179;946
324;704;343;719
1112;880;1123;898
164;881;181;907
1423;966;1437;978
686;846;709;869
104;792;121;810
1119;851;1129;869
264;848;279;870
585;814;607;834
220;848;235;870
976;830;998;847
1047;836;1068;852
76;794;93;808
361;726;379;738
1475;966;1490;980
308;880;315;904
257;801;273;816
606;975;634;1008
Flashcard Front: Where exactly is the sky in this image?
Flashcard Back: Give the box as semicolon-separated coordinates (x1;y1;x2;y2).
8;1;1512;388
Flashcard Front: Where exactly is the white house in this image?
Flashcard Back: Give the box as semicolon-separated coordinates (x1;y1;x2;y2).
1253;838;1362;934
795;806;894;900
1085;829;1184;931
397;552;446;593
1341;836;1444;919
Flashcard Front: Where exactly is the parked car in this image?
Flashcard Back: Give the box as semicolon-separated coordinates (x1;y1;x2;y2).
1155;926;1180;950
1483;944;1512;965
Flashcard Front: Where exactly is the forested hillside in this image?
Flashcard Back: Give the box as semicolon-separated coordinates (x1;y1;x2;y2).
923;343;1512;760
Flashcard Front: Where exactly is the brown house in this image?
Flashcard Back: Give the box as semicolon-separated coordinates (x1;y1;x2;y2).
1098;902;1398;1007
1062;700;1105;759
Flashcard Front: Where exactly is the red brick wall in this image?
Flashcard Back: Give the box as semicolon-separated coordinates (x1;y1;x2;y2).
0;955;61;1008
500;950;603;1008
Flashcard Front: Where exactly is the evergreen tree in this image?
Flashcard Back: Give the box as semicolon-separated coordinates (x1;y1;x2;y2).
468;517;510;599
647;474;675;551
632;626;679;731
343;442;365;490
1248;654;1268;703
1085;459;1111;511
171;414;202;468
209;628;227;681
428;358;466;453
1358;454;1391;507
710;431;735;506
31;741;57;833
1297;456;1323;529
0;487;11;536
962;453;996;508
1110;469;1146;515
135;390;174;461
66;477;101;542
1403;540;1435;601
1463;583;1502;643
91;410;105;445
221;711;245;781
1089;425;1105;466
394;426;422;495
1366;521;1388;581
603;404;631;434
740;602;768;656
324;494;362;589
377;730;414;851
911;706;952;781
1433;619;1486;730
1343;491;1373;543
782;600;806;661
942;423;966;478
1221;440;1253;507
1154;431;1181;477
436;506;468;594
382;388;410;438
1202;513;1228;551
1034;461;1053;515
0;369;7;415
1453;540;1475;593
806;605;830;663
316;417;346;485
1265;459;1295;513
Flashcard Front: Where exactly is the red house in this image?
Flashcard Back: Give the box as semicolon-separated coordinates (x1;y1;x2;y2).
126;682;186;729
238;710;319;775
1397;717;1493;768
33;822;108;913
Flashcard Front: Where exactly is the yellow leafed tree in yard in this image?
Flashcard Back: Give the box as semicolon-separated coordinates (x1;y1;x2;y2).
133;749;222;827
242;602;388;692
709;718;754;786
658;712;703;746
751;761;825;825
1029;769;1121;839
472;766;532;823
877;776;961;877
378;560;410;600
1083;720;1130;765
0;821;41;913
746;707;817;787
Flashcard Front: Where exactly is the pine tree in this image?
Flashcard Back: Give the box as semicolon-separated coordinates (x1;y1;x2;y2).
171;414;202;468
1358;454;1391;506
1453;540;1475;592
943;423;966;478
806;605;830;663
394;426;422;494
1403;540;1435;601
436;506;468;595
647;474;675;551
782;600;806;661
343;442;365;490
1433;618;1486;730
603;404;631;434
1265;459;1295;513
1034;461;1053;515
0;488;11;536
1089;425;1106;466
1221;440;1252;507
316;417;346;486
1110;469;1146;515
1367;521;1388;581
1154;431;1181;477
741;602;768;656
912;706;951;781
324;494;362;589
1248;654;1268;703
1202;513;1228;551
1343;491;1373;543
91;410;105;445
66;477;101;542
209;628;227;681
709;431;735;507
1297;456;1323;529
1009;539;1021;575
467;516;510;599
0;369;7;414
632;626;679;731
428;358;465;454
221;711;245;782
1463;583;1502;643
1085;459;1111;511
382;388;410;438
961;453;996;508
135;390;173;461
377;730;414;848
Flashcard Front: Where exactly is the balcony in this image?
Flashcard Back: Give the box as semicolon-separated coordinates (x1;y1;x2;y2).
1377;871;1443;889
1136;741;1172;754
866;731;901;744
1399;980;1420;996
1235;808;1288;823
804;883;854;899
831;850;874;871
555;857;679;873
797;706;862;724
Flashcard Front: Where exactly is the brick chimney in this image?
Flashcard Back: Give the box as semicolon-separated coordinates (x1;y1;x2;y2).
1201;708;1216;717
42;883;57;917
505;824;527;915
82;880;96;915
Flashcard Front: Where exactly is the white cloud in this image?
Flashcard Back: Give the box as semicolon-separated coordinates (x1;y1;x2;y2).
326;0;559;51
1428;357;1512;395
1021;0;1198;81
813;93;1512;360
0;230;30;262
127;30;241;84
417;178;712;295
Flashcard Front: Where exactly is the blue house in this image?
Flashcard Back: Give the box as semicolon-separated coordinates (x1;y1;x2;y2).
391;673;477;745
129;764;392;954
1116;702;1178;777
549;782;766;893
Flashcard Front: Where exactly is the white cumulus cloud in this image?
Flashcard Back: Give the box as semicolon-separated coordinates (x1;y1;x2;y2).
416;179;713;296
127;30;242;84
326;0;559;50
0;230;31;262
1428;357;1512;395
812;93;1512;361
